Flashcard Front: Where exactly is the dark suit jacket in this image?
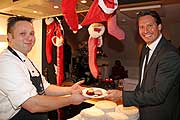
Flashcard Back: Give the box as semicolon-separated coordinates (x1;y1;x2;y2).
122;36;180;120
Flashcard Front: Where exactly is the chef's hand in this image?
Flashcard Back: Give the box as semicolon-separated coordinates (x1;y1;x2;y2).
105;90;122;102
70;92;87;105
71;80;85;94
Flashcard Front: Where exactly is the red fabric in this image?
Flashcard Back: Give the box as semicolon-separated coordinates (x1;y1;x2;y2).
81;0;125;40
46;20;64;86
94;28;101;33
104;0;115;8
88;37;99;79
81;0;111;26
107;14;125;40
46;21;55;64
61;0;78;32
55;23;64;86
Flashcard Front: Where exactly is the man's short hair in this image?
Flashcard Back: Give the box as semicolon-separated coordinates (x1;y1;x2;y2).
7;16;33;34
137;10;162;25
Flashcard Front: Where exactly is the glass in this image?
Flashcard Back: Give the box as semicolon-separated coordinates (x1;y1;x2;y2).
118;79;124;90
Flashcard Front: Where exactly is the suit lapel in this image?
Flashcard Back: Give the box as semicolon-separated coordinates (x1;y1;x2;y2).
144;37;166;78
136;45;146;89
136;36;168;89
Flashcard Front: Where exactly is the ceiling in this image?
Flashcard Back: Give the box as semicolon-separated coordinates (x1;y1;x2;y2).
0;0;180;24
0;0;91;18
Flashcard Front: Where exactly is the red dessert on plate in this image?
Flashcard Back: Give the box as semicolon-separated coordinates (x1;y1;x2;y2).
86;88;103;96
94;89;103;96
86;88;95;95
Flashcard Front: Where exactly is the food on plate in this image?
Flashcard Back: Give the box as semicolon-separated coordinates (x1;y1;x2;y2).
94;89;103;96
86;88;103;96
86;88;95;95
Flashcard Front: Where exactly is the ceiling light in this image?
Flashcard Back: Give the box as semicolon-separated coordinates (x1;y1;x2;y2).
54;5;59;9
81;0;87;4
121;18;126;22
120;5;161;12
33;11;38;13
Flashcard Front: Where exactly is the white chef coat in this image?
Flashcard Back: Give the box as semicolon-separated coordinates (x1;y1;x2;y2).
0;48;50;119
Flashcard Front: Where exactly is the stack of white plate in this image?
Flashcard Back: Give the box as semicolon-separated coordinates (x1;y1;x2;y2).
68;102;139;120
80;106;105;120
106;112;129;120
115;105;139;120
95;100;117;113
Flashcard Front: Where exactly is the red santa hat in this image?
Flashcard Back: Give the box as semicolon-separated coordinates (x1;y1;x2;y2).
81;0;125;40
98;0;118;14
81;0;112;26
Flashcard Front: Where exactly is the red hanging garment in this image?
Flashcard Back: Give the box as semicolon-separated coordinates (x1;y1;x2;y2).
53;23;64;86
45;18;56;64
61;0;78;32
88;37;99;79
87;23;105;79
107;14;125;40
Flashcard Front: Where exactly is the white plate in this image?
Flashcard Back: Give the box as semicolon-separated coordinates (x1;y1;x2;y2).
82;87;107;99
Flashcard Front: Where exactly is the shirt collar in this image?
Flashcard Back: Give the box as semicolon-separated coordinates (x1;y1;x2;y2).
12;48;27;62
147;33;162;51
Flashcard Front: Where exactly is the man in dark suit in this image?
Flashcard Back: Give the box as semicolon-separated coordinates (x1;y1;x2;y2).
106;10;180;120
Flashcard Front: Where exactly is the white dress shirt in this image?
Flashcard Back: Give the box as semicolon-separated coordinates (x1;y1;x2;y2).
140;34;162;86
0;48;50;119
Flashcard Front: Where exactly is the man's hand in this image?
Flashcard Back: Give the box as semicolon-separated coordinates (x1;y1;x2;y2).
105;90;122;102
70;93;87;105
71;80;85;94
